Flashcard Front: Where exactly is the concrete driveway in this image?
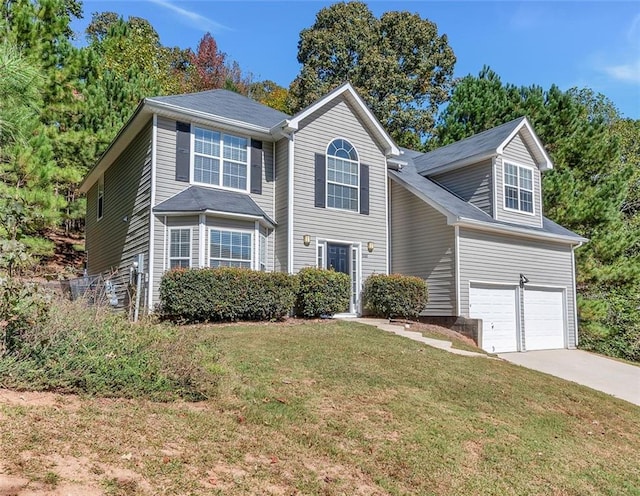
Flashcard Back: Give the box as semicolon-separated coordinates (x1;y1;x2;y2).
498;349;640;406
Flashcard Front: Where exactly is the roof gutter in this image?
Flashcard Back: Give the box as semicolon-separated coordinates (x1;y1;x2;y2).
146;100;274;139
453;218;588;245
152;209;276;229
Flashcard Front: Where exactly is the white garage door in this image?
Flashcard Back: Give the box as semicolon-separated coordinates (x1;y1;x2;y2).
469;285;519;353
524;289;565;350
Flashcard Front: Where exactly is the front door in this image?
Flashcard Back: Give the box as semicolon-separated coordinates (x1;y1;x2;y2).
326;243;351;314
327;243;349;275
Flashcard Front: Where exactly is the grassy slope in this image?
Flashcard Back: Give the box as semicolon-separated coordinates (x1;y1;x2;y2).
1;320;639;495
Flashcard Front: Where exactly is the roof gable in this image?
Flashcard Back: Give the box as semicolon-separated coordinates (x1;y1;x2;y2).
414;117;553;176
287;83;400;157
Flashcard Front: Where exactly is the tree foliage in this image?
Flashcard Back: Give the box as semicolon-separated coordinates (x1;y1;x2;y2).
434;67;640;360
289;1;456;148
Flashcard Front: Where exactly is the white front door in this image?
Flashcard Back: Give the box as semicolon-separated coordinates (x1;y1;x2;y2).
523;288;565;350
469;285;519;353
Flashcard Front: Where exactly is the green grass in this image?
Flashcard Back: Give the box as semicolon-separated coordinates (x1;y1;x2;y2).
1;319;639;495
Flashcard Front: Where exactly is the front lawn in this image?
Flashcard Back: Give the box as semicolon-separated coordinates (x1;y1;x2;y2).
1;320;638;495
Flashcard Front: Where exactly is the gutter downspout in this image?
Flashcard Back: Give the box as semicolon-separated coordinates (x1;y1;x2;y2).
571;241;583;347
147;114;158;311
287;132;295;274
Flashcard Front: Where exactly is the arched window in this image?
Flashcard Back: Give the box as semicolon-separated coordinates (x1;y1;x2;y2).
326;138;359;211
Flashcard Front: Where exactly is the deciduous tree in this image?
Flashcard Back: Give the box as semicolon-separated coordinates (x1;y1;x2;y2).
290;1;456;148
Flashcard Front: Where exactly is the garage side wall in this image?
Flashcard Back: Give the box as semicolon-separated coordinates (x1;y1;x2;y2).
458;228;577;348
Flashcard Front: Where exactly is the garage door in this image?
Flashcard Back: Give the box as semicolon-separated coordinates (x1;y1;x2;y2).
523;289;565;350
469;285;519;353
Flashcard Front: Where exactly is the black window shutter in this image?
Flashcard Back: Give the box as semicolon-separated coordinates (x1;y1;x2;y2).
360;163;370;215
250;139;263;194
175;121;191;182
314;153;326;208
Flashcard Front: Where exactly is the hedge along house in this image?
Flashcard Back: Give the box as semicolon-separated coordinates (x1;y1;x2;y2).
80;83;586;353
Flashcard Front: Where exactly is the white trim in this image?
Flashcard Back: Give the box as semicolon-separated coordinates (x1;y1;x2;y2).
147;115;158;309
146;100;273;139
491;156;498;220
287;133;295;273
384;174;389;275
496;117;553;171
502;160;536;216
162;216;167;273
454;225;460;316
571;242;582;347
198;214;206;267
285;83;400;157
155;209;274;228
454;219;587;244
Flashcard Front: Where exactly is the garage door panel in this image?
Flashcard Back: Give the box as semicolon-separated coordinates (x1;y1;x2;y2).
524;289;565;351
470;286;518;353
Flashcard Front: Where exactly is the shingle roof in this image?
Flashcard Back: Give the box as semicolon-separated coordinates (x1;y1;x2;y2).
390;154;586;243
414;117;526;174
153;186;276;226
147;89;290;129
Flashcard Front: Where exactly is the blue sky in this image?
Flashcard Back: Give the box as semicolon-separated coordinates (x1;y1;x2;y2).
73;1;640;119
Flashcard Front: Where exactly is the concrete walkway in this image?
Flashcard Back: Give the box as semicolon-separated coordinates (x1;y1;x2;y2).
348;318;488;358
498;349;640;407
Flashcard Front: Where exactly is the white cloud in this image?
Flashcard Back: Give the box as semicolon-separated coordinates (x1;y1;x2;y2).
147;0;229;33
603;60;640;84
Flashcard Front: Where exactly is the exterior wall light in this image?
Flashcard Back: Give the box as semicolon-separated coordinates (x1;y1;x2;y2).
519;273;529;288
303;234;311;246
367;241;375;253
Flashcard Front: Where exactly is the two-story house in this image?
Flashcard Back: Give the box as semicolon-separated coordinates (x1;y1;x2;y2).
79;83;586;353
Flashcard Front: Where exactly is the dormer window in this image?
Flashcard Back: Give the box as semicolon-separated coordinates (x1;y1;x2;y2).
504;162;533;214
193;127;248;191
327;138;359;212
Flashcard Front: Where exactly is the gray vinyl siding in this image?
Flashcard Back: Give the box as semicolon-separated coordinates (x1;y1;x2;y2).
85;120;152;309
274;137;289;272
389;181;456;315
292;97;388;283
154;116;276;220
431;160;493;216
458;228;577;348
495;133;543;227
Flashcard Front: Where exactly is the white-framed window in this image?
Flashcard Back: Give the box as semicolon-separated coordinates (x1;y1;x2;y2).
193;127;248;191
169;228;191;269
259;233;267;271
209;229;252;268
97;174;104;220
504;162;534;213
327;138;359;211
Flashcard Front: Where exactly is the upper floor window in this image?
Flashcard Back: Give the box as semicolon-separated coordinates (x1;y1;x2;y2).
97;174;104;220
504;162;533;213
327;138;359;212
209;229;252;268
193;127;248;191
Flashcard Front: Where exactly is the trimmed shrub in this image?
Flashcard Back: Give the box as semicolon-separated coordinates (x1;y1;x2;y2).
159;267;297;323
295;267;351;318
363;273;428;319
